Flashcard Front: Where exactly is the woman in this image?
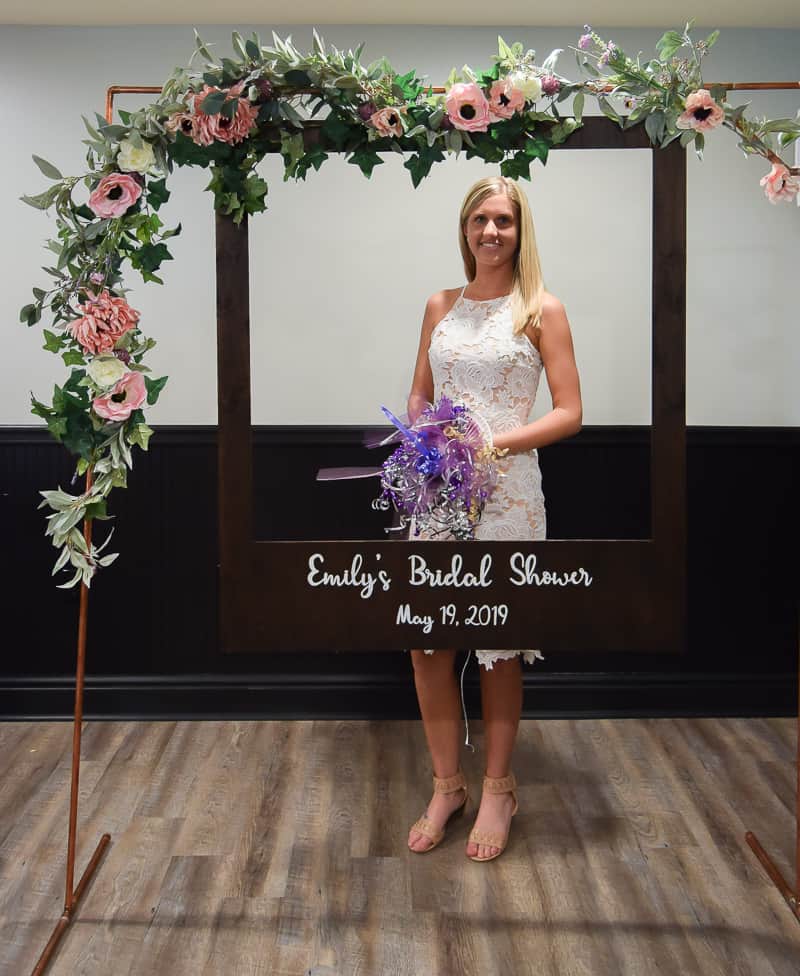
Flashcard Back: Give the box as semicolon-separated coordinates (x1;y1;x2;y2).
406;175;582;861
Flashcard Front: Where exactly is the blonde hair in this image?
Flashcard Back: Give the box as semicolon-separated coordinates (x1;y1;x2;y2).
458;176;544;335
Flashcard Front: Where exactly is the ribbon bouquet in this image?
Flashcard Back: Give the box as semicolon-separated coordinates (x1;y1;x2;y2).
318;396;507;540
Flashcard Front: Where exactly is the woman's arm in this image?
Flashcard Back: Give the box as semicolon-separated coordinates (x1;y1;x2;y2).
493;295;583;453
407;292;446;423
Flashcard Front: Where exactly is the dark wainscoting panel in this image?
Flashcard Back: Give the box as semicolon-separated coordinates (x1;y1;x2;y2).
1;426;797;719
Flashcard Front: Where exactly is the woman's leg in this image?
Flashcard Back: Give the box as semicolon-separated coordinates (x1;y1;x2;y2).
466;655;523;859
407;648;466;852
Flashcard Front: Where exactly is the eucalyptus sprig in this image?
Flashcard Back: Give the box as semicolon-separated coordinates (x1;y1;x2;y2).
572;20;800;171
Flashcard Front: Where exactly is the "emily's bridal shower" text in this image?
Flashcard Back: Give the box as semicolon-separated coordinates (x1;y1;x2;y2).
306;552;593;600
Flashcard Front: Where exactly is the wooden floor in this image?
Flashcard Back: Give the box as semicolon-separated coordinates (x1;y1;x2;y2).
0;717;798;975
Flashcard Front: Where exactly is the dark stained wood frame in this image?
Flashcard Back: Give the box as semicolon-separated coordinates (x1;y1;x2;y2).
217;116;686;653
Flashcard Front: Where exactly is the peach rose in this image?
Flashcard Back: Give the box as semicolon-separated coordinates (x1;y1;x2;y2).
759;163;800;204
369;106;405;138
165;112;198;139
93;371;147;422
88;173;142;219
445;83;492;132
488;79;526;122
189;81;259;146
69;290;140;355
676;89;725;133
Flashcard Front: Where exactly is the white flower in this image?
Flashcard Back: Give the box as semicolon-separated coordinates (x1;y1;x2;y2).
87;354;127;388
508;71;542;102
117;138;157;175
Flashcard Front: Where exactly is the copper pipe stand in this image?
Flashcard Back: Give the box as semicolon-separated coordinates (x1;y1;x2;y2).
28;467;113;974
31;833;112;976
745;831;800;922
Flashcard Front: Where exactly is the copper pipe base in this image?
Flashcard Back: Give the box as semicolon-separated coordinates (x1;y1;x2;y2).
745;831;800;923
30;832;111;976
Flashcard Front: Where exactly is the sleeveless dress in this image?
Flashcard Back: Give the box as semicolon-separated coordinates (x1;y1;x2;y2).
416;284;546;670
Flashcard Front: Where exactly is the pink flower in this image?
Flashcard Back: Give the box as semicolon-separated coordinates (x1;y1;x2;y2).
541;74;561;97
189;82;259;146
487;79;525;121
676;89;725;133
369;106;405;138
165;111;198;139
445;83;492;132
760;163;800;204
578;33;592;51
88;173;142;219
93;371;147;422
598;42;616;67
69;290;140;355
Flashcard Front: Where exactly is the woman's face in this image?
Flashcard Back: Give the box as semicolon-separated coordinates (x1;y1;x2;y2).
463;193;519;270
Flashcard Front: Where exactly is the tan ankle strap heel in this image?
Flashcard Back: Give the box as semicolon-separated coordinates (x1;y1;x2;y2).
482;773;518;803
409;770;469;854
467;772;519;862
433;770;468;795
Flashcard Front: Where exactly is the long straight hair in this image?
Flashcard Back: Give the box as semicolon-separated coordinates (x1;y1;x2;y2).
458;176;545;335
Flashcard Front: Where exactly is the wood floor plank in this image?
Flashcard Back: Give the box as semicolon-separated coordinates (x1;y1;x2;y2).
1;717;799;976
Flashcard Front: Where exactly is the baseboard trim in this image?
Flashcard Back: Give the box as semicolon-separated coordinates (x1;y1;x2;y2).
0;672;794;721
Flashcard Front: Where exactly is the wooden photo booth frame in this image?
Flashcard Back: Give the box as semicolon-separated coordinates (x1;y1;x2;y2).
216;116;687;655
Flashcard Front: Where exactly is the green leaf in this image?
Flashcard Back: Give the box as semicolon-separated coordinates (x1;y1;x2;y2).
128;422;154;451
393;68;423;101
705;29;720;49
644;110;666;145
231;31;247;60
280;130;305;178
522;133;551;161
245;39;260;60
348;147;384;178
333;74;360;90
500;151;533;181
144;374;168;405
200;90;228;115
295;147;329;180
694;131;705;159
403;143;445;188
219;97;238;120
597;97;622;125
62;412;95;459
573;91;585;123
284;69;311;87
32;155;63;180
146;177;171;211
132;242;173;275
42;329;62;353
167;132;233;167
655;30;684;61
62;349;85;367
21;186;61;211
320;112;356;150
497;35;514;61
84;500;108;520
81;115;103;141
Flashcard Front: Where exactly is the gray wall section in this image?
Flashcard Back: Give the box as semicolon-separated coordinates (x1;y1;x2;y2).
2;24;799;426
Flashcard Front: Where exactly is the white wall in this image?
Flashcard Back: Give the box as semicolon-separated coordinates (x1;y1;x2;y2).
1;24;798;426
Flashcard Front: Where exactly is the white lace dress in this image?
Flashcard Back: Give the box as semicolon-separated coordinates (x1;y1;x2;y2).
417;284;546;670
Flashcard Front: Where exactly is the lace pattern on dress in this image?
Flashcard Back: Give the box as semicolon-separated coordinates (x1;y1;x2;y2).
414;288;547;668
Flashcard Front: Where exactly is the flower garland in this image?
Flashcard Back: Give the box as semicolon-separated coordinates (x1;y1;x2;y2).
20;23;799;587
